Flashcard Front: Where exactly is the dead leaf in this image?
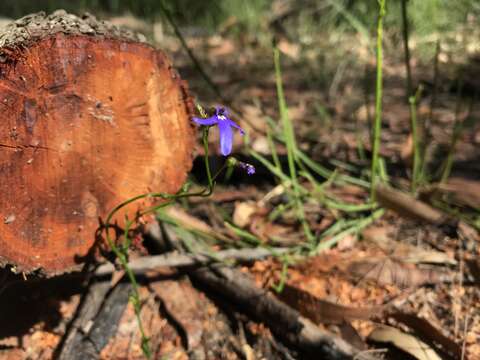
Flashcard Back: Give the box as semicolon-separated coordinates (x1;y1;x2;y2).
339;323;368;350
400;133;413;165
233;201;258;228
336;233;358;251
398;248;457;266
362;225;456;265
275;284;384;325
251;136;271;154
361;225;392;247
277;39;300;60
165;206;214;235
437;177;480;209
164;206;232;243
368;325;442;360
389;312;463;359
347;258;454;288
354;104;374;123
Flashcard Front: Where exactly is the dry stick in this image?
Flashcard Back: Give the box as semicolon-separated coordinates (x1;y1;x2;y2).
82;283;131;357
375;185;448;225
56;280;112;359
95;247;290;276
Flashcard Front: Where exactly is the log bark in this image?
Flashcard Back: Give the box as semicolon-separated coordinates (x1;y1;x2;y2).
0;11;194;275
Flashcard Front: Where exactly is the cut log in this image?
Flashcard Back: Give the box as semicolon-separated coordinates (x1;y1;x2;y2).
0;11;194;275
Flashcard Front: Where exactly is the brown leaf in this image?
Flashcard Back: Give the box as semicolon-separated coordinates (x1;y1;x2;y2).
275;284;384;325
388;312;463;359
347;258;454;288
339;323;368;350
164;206;231;243
233;201;258;228
368;325;442;360
438;177;480;209
400;133;414;165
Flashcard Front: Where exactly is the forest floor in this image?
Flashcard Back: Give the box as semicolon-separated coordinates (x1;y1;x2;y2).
0;13;479;360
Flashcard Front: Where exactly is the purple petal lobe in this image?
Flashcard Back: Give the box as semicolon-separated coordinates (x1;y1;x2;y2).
239;162;255;175
218;120;234;156
227;119;245;135
193;116;218;126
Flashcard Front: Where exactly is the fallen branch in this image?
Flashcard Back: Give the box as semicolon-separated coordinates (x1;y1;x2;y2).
95;247;290;277
56;279;112;359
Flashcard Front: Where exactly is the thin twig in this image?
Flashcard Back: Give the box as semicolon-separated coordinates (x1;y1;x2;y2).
158;2;225;103
95;247;290;277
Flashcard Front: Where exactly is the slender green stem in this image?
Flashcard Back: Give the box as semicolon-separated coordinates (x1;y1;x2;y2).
401;0;413;99
203;127;214;190
370;0;386;200
273;46;314;243
315;209;385;253
267;128;282;174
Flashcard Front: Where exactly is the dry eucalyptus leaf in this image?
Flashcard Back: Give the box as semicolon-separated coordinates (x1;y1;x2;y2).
368;325;442;360
233;202;258;228
275;284;384;325
438;177;480;209
388;312;462;359
347;258;454;288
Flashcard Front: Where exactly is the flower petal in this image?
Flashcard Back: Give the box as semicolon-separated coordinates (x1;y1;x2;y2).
226;119;245;135
193;116;218;126
218;120;233;156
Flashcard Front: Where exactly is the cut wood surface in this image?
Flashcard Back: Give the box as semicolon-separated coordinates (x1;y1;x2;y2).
0;11;194;275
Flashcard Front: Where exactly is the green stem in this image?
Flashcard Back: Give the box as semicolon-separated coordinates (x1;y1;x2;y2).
203;127;214;190
315;209;385;253
273;47;314;243
370;0;386;200
401;0;413;99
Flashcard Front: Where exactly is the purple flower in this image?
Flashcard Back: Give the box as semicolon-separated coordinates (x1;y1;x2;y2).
193;107;245;156
239;162;256;176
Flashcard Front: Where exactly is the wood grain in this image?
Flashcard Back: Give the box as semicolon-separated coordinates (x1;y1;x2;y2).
0;12;194;275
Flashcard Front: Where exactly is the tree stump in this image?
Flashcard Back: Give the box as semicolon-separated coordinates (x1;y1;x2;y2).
0;11;194;275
